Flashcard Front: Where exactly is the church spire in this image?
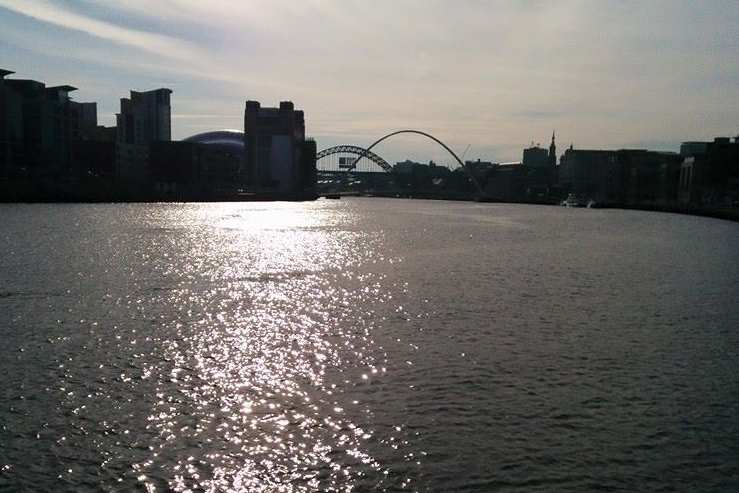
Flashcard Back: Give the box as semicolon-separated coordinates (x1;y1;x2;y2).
548;130;556;166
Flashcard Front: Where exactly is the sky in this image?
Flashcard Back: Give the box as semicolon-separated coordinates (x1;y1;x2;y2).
1;0;738;165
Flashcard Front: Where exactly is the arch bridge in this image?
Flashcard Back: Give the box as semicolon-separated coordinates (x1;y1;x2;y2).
316;145;393;173
316;129;483;195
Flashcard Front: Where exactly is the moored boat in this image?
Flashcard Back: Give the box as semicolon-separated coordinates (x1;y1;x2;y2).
561;193;584;207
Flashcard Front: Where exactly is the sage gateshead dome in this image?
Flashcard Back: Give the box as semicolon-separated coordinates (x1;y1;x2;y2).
178;130;245;190
183;129;245;154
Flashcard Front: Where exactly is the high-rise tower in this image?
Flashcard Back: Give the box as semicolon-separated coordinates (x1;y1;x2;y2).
116;88;172;146
243;100;316;197
115;88;172;182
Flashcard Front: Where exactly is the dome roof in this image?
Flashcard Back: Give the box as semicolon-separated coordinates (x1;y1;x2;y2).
183;130;245;153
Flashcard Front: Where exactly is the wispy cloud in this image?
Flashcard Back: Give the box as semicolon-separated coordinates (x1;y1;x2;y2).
1;0;737;160
0;0;198;61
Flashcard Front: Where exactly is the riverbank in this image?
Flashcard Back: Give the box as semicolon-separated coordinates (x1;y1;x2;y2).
3;180;737;223
0;180;318;203
356;193;739;222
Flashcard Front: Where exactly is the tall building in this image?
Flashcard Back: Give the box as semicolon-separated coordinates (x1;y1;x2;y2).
3;78;47;172
519;133;557;199
0;69;102;183
149;132;245;198
3;77;79;175
522;144;549;168
243;100;316;197
78;102;98;139
558;149;621;203
678;137;739;205
116;89;171;145
618;149;681;205
115;88;172;182
559;147;682;205
521;133;556;168
46;85;79;174
0;69;23;176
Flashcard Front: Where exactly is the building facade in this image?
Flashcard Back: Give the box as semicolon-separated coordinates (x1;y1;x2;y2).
243;100;316;197
483;163;527;201
522;145;549;168
1;74;96;178
558;149;621;203
678;137;739;206
559;147;685;205
115;88;172;183
150;140;244;197
518;133;558;199
0;69;23;177
618;149;681;205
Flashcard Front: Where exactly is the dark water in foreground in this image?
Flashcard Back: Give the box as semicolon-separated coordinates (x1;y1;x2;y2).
1;199;738;492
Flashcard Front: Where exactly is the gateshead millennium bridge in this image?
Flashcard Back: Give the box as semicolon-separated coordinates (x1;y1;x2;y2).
316;129;484;196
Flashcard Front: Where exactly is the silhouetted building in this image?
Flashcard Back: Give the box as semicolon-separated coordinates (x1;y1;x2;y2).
73;139;116;180
72;122;117;180
300;138;318;196
558;148;621;203
0;69;23;177
465;159;497;175
184;129;245;190
678;137;739;206
86;125;117;143
484;134;559;202
484;162;527;201
618;149;681;205
185;130;245;156
116;89;171;144
680;142;710;158
394;159;424;174
518;133;558;199
559;146;688;205
393;159;453;191
522;145;549;168
116;88;172;182
4;78;46;173
149;141;202;195
149;130;246;196
1;69;110;195
243;100;316;197
77;102;98;140
1;75;91;177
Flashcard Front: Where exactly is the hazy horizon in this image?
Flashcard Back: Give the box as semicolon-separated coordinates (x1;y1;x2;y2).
1;0;737;164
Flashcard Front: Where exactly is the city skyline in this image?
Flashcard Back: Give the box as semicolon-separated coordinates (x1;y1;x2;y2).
1;0;738;164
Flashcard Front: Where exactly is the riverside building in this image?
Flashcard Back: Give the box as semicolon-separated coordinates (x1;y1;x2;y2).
115;88;172;182
243;100;317;198
0;69;98;179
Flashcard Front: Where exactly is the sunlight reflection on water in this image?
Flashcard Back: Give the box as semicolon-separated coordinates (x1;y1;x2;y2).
132;203;408;492
5;200;738;492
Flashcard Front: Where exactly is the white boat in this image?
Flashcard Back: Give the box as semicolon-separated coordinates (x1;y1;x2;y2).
561;193;584;207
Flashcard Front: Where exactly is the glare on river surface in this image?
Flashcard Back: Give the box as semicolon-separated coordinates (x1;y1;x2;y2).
2;199;739;492
130;202;414;491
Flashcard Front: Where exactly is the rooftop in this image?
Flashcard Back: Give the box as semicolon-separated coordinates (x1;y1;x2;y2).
47;85;78;93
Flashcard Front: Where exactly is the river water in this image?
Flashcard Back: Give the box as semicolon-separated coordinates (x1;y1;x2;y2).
1;199;738;492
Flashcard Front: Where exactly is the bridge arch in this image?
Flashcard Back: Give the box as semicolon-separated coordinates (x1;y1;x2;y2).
316;145;393;173
353;130;484;195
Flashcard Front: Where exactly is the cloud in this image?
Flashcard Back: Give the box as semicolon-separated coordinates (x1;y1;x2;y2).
0;0;198;61
2;0;738;160
0;0;310;92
